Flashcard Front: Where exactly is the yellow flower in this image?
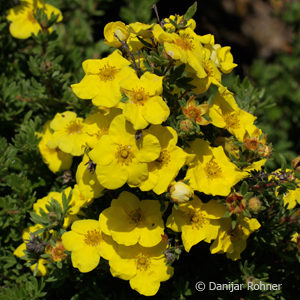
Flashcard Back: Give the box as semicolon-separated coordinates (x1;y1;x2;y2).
169;181;194;204
271;169;299;209
62;219;116;273
209;87;257;141
189;48;222;94
47;111;94;156
166;196;226;252
139;125;192;194
71;50;136;108
185;139;248;196
120;72;169;130
83;108;121;148
104;21;129;47
99;191;164;247
37;121;72;173
210;217;261;260
282;180;300;209
210;44;237;74
68;184;93;215
89;115;161;189
14;224;47;276
182;96;210;125
33;188;77;228
163;15;196;31
7;0;62;39
153;25;206;79
127;22;153;52
199;37;237;73
109;242;174;296
291;232;300;251
75;154;104;199
198;33;215;45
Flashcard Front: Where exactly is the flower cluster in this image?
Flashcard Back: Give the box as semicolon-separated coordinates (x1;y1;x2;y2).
12;3;299;297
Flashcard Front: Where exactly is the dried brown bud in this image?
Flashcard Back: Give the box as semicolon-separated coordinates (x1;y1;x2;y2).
226;192;246;214
292;156;300;172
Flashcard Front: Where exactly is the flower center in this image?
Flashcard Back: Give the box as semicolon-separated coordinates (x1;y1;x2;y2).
128;208;143;224
185;107;199;121
188;210;207;229
99;64;118;81
230;225;243;241
205;159;222;179
96;128;108;139
84;230;102;246
48;242;67;262
244;138;260;151
136;253;150;271
224;112;240;130
27;11;37;24
116;145;134;165
67;120;83;135
129;88;148;105
175;34;194;51
156;149;171;166
204;60;215;78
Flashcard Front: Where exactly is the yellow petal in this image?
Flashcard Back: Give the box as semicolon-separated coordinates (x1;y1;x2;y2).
123;102;148;130
130;272;161;296
89;135;115;166
142;96;170;125
71;75;101;100
62;231;85;251
96;159;128;189
9;16;40;39
44;3;63;22
71;219;100;234
71;247;100;273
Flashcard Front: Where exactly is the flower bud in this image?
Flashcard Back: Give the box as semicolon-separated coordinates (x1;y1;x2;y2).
179;119;193;133
169;181;193;204
257;144;272;158
248;197;262;212
292;156;300;172
104;21;129;47
26;233;46;254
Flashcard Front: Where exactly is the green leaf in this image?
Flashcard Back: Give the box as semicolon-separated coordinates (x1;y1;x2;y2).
183;2;197;22
240;181;249;195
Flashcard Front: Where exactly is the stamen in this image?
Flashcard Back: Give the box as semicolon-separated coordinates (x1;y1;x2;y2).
84;230;102;246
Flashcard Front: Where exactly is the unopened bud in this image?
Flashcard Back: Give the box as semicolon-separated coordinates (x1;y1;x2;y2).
257;144;272;158
292;156;300;172
164;249;175;264
179;119;193;133
170;181;193;204
26;233;46;254
104;21;129;47
248;197;262;212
